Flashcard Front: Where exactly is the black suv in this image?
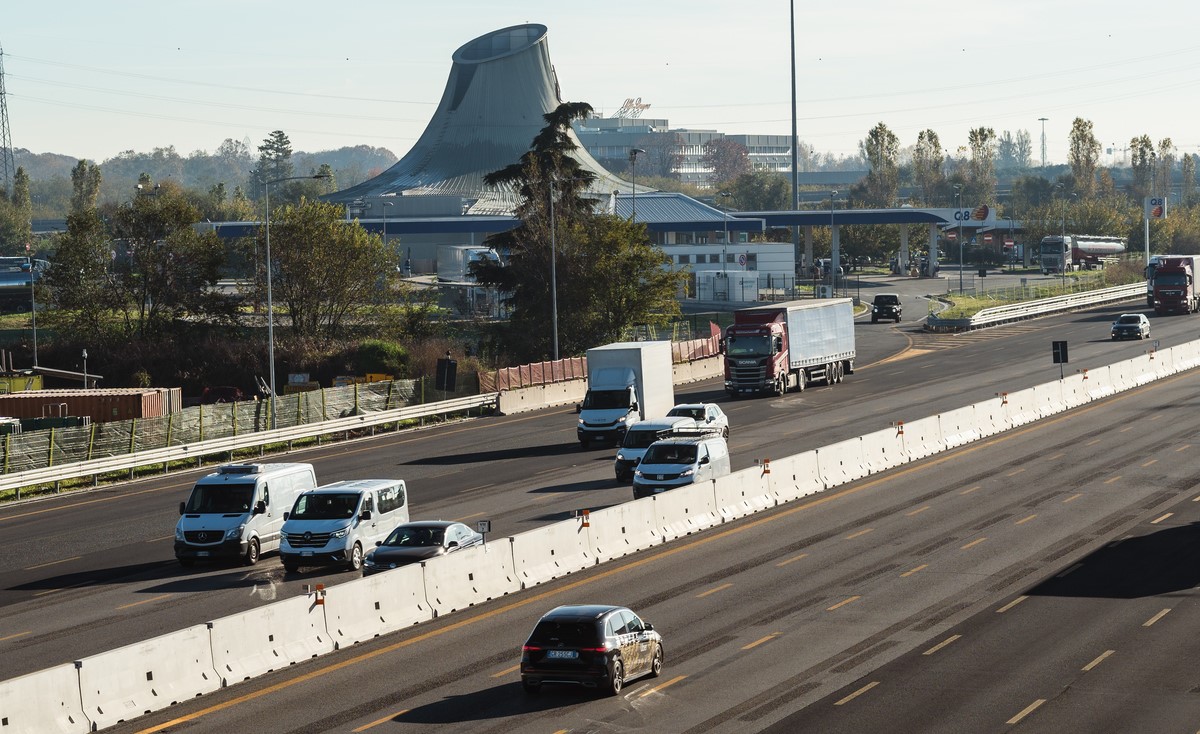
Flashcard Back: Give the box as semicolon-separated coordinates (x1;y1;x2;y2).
520;604;663;695
871;293;902;323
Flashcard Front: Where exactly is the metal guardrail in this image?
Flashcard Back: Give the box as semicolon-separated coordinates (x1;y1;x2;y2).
0;393;498;495
926;283;1145;332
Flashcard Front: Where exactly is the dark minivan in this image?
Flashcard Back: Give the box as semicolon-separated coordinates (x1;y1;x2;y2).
520;604;663;695
871;293;902;323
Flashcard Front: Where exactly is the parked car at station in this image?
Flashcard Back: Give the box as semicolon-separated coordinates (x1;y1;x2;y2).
520;604;663;695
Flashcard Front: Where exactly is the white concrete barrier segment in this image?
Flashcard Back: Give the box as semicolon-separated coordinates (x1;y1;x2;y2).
938;405;981;449
587;499;662;563
652;482;721;542
1083;364;1116;401
322;566;433;648
511;519;596;588
0;663;89;734
75;623;219;731
816;437;867;487
208;593;334;686
713;466;775;522
858;426;906;474
1128;353;1157;387
422;540;520;617
1031;382;1066;419
1059;372;1092;410
1107;359;1136;392
899;416;943;461
1002;387;1041;427
972;395;1008;436
769;451;825;504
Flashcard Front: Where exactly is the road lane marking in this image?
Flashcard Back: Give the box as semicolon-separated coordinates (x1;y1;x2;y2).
827;596;861;611
901;564;927;578
1005;468;1025;477
1007;699;1046;725
459;484;494;494
638;674;686;697
1063;493;1083;503
845;528;873;540
1082;650;1115;671
458;512;485;521
24;555;82;570
1104;476;1122;484
352;709;410;732
145;535;174;543
776;553;808;567
490;664;519;678
697;583;733;598
1177;444;1192;452
1144;609;1171;627
960;537;987;550
1015;514;1037;525
742;633;780;650
116;594;172;610
922;634;961;656
1046;453;1065;461
0;631;31;642
1119;426;1133;433
1141;459;1158;467
996;596;1028;613
1086;438;1102;446
959;485;981;495
1057;563;1083;578
1151;513;1173;525
905;505;929;516
834;681;879;705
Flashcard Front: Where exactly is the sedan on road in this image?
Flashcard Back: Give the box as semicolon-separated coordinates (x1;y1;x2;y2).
665;402;729;437
1110;313;1151;340
520;604;663;695
361;520;483;575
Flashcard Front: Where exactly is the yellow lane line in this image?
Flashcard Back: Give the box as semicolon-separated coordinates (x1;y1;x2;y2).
776;553;808;567
1151;513;1173;525
959;485;981;495
1007;699;1046;725
900;564;927;578
352;709;410;732
922;634;961;656
1063;493;1083;503
827;596;861;611
1082;650;1115;672
1144;609;1171;627
1046;452;1065;461
638;674;686;698
960;537;987;550
1104;476;1122;484
1015;514;1037;525
845;528;873;540
741;633;780;650
24;555;81;570
834;681;879;706
1177;444;1192;452
1119;426;1133;433
1141;459;1158;467
490;664;520;678
116;594;172;611
458;512;485;521
996;596;1028;614
697;583;733;598
905;506;929;516
1086;438;1102;446
1005;468;1025;477
0;630;31;642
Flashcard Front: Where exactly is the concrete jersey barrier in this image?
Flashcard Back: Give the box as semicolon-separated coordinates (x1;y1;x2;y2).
207;593;334;686
322;566;433;648
0;663;89;734
510;520;596;588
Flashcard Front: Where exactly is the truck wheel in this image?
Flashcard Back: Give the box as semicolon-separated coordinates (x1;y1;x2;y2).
242;537;260;566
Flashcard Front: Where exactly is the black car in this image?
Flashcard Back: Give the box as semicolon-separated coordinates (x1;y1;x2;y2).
361;520;483;575
520;604;663;695
871;293;902;323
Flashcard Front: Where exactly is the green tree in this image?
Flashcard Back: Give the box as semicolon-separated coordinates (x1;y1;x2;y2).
1156;138;1175;201
1130;135;1155;202
253;199;396;341
249;130;295;198
1068;118;1101;198
966;127;997;204
473;102;684;360
5;167;33;253
1181;154;1196;206
912;130;945;206
70;160;103;215
859;122;899;207
42;209;116;338
702;138;751;187
728;170;790;211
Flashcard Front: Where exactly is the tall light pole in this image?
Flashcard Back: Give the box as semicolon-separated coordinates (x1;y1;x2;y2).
789;0;801;275
719;191;732;284
629;148;645;221
829;190;837;296
264;173;330;430
1038;117;1048;167
380;197;394;250
954;184;964;293
549;180;560;361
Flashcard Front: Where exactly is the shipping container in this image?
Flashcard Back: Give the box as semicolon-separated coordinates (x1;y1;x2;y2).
0;387;181;422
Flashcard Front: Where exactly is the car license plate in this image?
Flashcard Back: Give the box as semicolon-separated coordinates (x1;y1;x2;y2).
301;551;313;557
197;551;209;557
546;650;578;659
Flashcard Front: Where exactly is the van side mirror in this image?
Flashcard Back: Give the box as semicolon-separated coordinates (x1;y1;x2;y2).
447;541;458;549
375;540;383;546
643;622;654;631
699;455;710;465
283;511;290;521
360;510;373;521
575;404;582;414
179;501;186;515
253;500;266;515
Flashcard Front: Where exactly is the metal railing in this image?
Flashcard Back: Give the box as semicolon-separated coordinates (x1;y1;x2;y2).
926;283;1144;331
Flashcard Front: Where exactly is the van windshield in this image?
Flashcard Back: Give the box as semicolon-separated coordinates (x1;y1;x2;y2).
622;429;662;449
184;483;255;513
642;443;698;465
290;492;360;520
582;389;630;410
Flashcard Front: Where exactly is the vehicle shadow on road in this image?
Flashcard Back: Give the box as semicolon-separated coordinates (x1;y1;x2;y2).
1027;522;1200;599
394;682;599;724
9;561;290;593
403;443;581;465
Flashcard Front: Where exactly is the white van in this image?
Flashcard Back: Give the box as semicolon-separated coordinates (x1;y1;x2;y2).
614;415;697;483
631;433;731;499
175;463;317;567
280;479;409;572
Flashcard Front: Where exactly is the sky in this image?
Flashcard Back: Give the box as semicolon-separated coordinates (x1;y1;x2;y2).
6;0;1200;168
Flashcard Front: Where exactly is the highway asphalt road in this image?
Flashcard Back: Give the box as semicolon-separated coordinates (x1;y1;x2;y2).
100;328;1200;734
0;296;1176;683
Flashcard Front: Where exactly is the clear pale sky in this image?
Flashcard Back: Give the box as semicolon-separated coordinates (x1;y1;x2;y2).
6;0;1199;167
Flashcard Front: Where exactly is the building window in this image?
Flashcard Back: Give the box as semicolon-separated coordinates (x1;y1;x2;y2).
709;254;721;263
677;254;691;264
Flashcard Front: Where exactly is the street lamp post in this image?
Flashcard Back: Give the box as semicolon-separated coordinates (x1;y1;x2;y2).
380;197;394;250
954;184;964;293
264;173;331;430
82;348;88;389
719;192;732;295
550;180;560;361
629;148;645;221
829;190;837;297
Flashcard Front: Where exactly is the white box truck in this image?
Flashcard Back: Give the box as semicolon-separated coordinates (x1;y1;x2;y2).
437;245;500;283
724;298;856;396
577;341;674;448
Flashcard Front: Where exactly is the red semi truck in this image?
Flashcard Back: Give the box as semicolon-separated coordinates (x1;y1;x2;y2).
1152;255;1200;314
723;299;856;397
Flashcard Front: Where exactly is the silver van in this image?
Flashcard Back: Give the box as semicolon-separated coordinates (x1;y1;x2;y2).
280;479;409;573
631;433;731;499
175;463;317;567
614;415;697;483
